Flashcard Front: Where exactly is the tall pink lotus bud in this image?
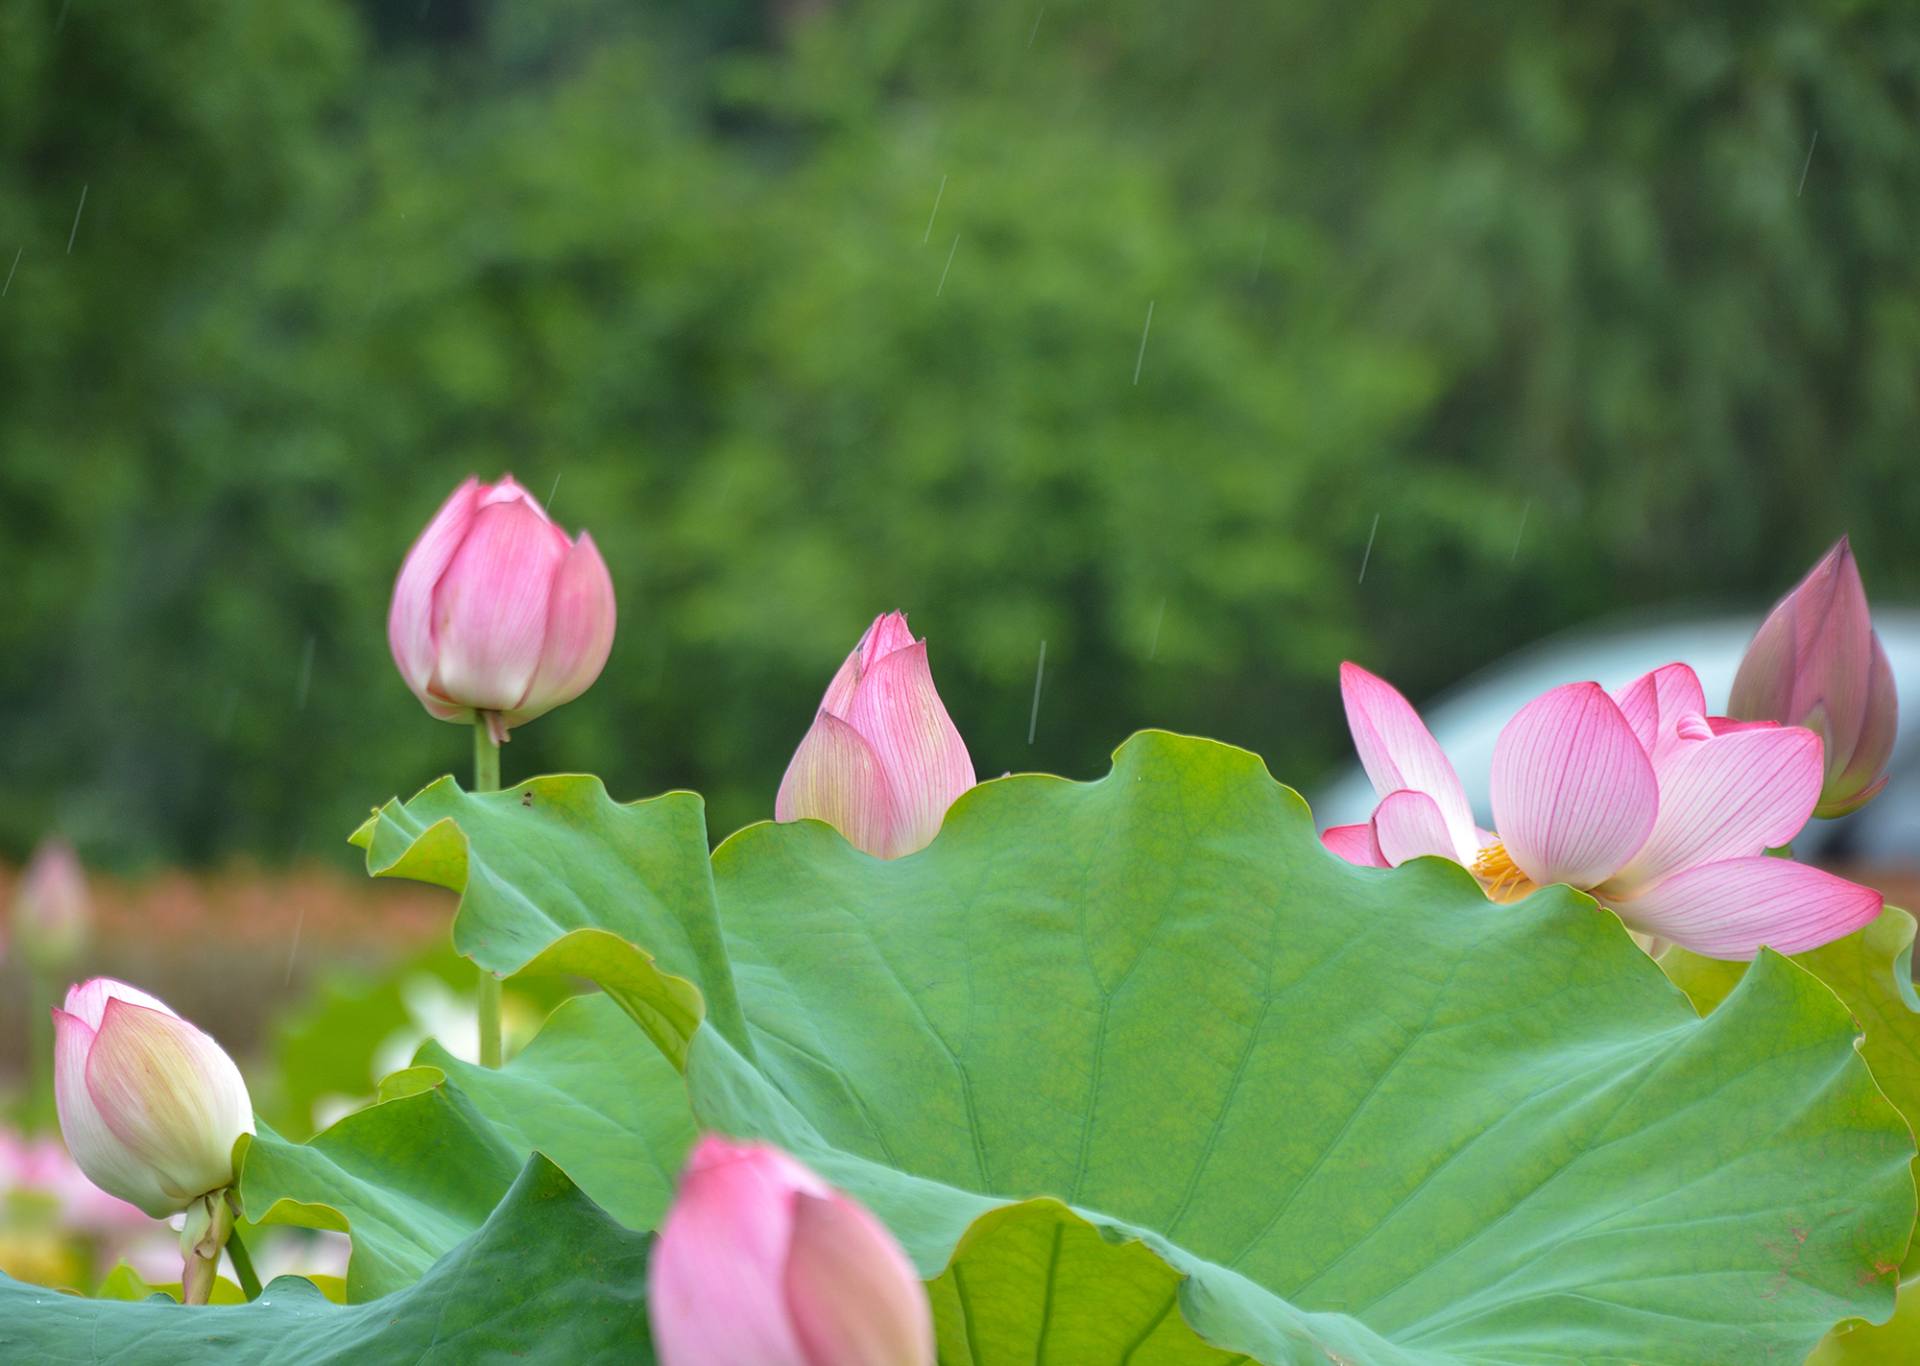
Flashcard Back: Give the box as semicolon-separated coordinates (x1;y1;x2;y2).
1729;537;1898;818
648;1135;934;1366
388;475;616;742
52;979;253;1220
11;838;92;969
775;612;975;858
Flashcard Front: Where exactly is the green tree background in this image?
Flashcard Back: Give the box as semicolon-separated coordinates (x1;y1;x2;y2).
2;0;1915;868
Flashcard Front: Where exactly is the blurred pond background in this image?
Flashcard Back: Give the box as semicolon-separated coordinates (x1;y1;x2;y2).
2;0;1918;1113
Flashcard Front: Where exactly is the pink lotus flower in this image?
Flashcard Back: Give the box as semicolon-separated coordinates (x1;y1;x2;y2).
648;1135;934;1366
775;612;975;858
1325;661;1883;960
388;475;616;743
10;838;91;969
1728;537;1898;818
52;979;254;1220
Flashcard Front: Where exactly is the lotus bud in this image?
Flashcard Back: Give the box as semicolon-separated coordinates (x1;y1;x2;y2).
775;612;975;858
648;1135;934;1366
388;475;616;743
11;838;92;970
1729;536;1898;817
52;979;253;1222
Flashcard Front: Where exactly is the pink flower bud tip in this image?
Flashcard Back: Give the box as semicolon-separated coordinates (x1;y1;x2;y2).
775;611;976;858
648;1136;934;1366
388;475;617;740
52;978;253;1219
1729;536;1898;818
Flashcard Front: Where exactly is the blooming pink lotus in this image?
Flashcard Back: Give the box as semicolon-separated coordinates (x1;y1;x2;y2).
52;979;254;1220
388;475;616;743
1729;536;1898;819
1325;661;1883;959
775;612;975;858
648;1135;934;1366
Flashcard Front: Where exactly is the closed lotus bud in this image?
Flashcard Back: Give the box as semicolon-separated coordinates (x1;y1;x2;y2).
388;475;616;742
11;838;92;970
775;612;975;858
52;979;254;1220
1729;536;1899;818
648;1135;934;1366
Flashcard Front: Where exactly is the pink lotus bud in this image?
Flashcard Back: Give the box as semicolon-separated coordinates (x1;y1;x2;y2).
648;1136;933;1366
388;475;616;741
10;838;92;969
1729;537;1899;818
52;979;253;1220
775;612;975;858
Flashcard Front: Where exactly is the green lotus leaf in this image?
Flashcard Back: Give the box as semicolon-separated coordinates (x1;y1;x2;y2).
240;992;693;1300
352;774;745;1068
347;731;1916;1363
0;1157;655;1362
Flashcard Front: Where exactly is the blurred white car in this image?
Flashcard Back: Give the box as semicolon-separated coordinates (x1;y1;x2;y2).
1316;609;1920;867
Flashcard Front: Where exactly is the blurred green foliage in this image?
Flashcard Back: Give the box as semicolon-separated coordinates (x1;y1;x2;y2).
2;0;1916;867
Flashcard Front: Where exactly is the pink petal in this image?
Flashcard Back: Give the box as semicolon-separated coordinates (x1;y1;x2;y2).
52;1007;175;1218
1820;632;1898;818
819;613;918;719
1728;539;1877;767
859;612;917;668
1609;663;1708;769
818;642;866;721
1370;789;1461;867
786;1190;934;1366
477;474;550;518
509;531;617;726
842;642;975;857
85;1000;252;1210
1707;716;1779;736
648;1138;825;1366
62;977;176;1031
387;477;481;701
429;499;569;712
1490;682;1658;890
1338;663;1478;862
1605;725;1823;895
775;712;906;858
1321;823;1387;868
1787;540;1876;746
1607;856;1883;960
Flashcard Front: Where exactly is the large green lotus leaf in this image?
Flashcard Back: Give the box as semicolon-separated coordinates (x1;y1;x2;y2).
354;731;1916;1364
1660;908;1920;1159
1661;905;1920;1355
263;937;579;1139
241;992;693;1300
0;1157;657;1364
351;774;746;1068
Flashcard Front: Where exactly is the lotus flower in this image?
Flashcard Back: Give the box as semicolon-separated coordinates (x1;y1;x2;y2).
388;475;616;742
775;612;975;858
648;1135;934;1366
1728;537;1898;818
52;979;253;1220
10;838;91;969
1325;662;1883;959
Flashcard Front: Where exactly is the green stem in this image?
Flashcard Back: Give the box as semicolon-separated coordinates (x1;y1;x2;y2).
224;1223;263;1301
473;716;503;1068
472;717;501;794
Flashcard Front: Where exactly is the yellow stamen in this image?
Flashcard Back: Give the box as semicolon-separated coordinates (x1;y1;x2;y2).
1472;840;1535;903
